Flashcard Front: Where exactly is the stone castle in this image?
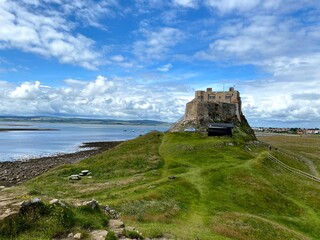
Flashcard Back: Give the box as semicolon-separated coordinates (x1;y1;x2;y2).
194;87;242;121
170;86;254;137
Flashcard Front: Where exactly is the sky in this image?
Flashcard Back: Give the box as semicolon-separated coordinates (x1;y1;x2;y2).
0;0;320;128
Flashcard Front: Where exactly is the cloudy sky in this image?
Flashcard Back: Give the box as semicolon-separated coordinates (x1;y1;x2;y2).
0;0;320;127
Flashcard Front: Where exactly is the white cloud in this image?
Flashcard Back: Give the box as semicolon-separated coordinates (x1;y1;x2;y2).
196;15;300;62
1;76;192;121
172;0;198;8
133;27;184;61
0;0;109;69
81;76;115;97
111;55;125;62
237;78;320;127
157;63;172;72
10;81;43;100
204;0;319;14
61;0;118;28
205;0;260;13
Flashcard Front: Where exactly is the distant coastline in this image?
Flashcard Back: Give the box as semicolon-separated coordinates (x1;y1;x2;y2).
0;115;171;126
0;128;58;132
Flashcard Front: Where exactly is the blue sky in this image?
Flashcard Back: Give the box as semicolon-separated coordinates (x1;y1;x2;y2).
0;0;320;127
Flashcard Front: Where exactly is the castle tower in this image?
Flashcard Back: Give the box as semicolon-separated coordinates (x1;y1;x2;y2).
193;87;242;121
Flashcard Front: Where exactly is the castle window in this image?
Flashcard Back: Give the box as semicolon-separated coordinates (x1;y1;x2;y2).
225;95;231;99
209;95;215;100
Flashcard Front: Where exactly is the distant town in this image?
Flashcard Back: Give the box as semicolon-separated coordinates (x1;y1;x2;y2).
253;127;320;135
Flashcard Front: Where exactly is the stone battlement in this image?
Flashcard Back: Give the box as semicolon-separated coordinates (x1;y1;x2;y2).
193;87;242;120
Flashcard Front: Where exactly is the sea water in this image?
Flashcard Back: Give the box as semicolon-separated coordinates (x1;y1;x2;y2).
0;122;169;162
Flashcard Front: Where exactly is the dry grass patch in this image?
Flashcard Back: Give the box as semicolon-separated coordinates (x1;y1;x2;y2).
212;212;310;240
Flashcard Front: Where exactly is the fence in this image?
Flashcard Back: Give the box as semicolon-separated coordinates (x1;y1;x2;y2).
267;153;320;183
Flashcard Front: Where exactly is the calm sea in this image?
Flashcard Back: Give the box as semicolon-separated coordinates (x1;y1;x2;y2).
0;122;169;162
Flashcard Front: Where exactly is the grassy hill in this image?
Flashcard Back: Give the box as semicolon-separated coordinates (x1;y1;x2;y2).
2;131;320;239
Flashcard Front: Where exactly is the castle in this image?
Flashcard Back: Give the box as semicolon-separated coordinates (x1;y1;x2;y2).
194;87;242;121
170;86;250;133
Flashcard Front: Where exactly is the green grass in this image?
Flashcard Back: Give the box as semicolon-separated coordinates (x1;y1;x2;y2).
2;131;320;239
258;134;320;174
0;200;108;240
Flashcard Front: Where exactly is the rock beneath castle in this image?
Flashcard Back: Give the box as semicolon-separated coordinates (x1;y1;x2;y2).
170;87;256;139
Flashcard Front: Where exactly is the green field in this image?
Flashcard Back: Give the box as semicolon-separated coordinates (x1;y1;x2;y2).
258;134;320;177
2;131;320;239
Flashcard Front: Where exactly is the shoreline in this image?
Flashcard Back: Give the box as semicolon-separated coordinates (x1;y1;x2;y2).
0;141;123;187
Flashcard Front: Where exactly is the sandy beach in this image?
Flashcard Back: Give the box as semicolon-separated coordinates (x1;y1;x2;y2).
0;141;123;187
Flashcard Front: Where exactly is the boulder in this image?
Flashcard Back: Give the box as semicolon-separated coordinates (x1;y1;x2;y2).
49;199;66;207
90;230;108;240
105;205;119;219
108;219;124;228
69;174;81;180
49;199;59;205
21;198;41;208
82;199;99;210
74;232;82;239
81;170;90;175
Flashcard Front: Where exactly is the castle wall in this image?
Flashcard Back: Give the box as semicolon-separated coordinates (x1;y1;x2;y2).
184;101;237;123
194;87;241;121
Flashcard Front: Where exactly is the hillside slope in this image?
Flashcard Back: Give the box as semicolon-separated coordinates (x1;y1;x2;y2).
2;132;320;239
